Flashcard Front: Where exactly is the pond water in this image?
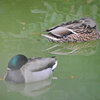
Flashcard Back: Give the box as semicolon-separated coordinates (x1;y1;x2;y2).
0;0;100;100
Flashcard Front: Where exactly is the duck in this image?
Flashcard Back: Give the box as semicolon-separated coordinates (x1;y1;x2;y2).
4;54;58;83
42;18;100;42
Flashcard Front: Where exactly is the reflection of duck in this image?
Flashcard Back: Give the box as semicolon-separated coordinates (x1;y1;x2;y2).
4;55;58;83
5;78;52;97
45;40;99;56
42;18;100;42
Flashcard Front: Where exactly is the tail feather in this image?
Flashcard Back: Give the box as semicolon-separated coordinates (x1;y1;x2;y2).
52;61;58;71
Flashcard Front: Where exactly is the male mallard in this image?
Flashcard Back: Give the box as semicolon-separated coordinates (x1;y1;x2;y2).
4;54;57;83
42;18;100;42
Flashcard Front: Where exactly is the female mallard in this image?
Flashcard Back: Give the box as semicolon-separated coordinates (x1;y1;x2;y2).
4;54;57;83
42;18;100;42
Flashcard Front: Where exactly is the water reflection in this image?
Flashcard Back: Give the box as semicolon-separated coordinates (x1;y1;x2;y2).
5;78;52;97
45;40;99;56
50;79;100;100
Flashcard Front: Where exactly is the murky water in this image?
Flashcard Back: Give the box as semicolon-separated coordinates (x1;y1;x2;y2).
0;0;100;100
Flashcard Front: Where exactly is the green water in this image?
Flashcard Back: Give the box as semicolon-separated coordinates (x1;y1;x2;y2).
0;0;100;100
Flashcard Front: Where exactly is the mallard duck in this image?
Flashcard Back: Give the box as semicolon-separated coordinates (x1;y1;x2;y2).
42;18;100;42
4;54;58;83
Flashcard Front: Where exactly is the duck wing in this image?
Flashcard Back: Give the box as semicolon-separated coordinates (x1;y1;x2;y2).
43;21;78;38
22;57;57;72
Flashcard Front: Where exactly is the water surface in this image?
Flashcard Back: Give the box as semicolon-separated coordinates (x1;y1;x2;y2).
0;0;100;100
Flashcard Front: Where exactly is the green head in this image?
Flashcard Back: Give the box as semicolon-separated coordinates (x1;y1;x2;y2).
8;54;28;70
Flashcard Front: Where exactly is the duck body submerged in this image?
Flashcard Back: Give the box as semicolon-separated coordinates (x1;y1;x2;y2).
42;18;100;42
4;55;57;83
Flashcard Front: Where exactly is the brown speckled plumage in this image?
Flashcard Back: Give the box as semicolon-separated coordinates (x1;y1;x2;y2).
42;18;100;42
